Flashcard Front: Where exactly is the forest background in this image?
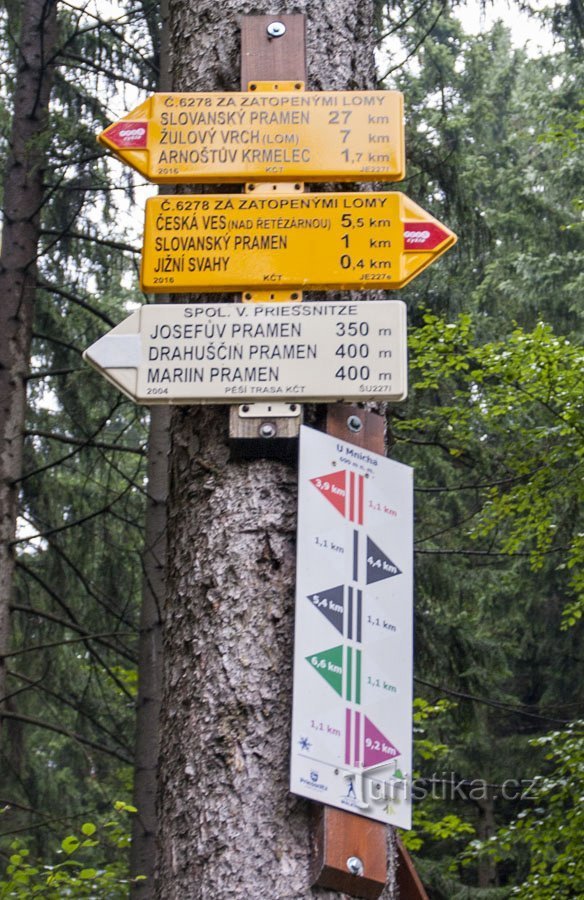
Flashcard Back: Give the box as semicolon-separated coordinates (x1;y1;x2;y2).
0;0;582;897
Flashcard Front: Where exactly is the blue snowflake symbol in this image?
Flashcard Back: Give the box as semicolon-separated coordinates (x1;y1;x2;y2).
299;736;311;751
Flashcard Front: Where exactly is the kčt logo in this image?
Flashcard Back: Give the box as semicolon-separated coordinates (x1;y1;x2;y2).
310;771;319;783
106;121;148;149
404;229;430;244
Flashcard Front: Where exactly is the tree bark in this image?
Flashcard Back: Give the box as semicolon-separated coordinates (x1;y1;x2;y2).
130;406;170;893
130;2;171;895
0;0;58;730
156;3;397;897
476;791;498;888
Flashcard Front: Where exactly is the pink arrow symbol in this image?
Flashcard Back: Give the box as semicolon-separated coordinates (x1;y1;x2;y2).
403;221;451;251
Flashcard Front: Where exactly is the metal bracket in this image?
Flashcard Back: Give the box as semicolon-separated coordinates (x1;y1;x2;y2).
229;78;304;457
247;80;305;92
228;403;302;461
238;402;301;419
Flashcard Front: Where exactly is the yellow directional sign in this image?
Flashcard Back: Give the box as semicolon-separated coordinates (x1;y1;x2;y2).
140;192;456;293
98;91;405;183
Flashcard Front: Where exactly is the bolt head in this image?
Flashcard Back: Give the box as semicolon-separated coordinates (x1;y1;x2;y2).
347;415;363;433
347;856;364;876
267;21;286;37
259;422;276;438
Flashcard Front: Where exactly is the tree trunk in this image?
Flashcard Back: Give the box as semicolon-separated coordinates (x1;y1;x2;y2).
156;2;397;897
130;406;170;893
476;791;498;888
0;0;58;729
130;2;171;894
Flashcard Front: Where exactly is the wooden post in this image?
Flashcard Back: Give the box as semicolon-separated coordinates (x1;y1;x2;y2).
314;407;430;900
239;17;428;900
229;15;307;453
396;836;430;900
308;404;389;898
240;14;307;84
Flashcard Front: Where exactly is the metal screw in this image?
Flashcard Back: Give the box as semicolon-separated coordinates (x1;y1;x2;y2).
267;21;286;38
347;856;364;876
259;422;276;438
347;415;363;433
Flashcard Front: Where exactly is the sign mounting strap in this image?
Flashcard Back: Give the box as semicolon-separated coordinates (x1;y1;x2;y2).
230;77;304;446
243;80;304;305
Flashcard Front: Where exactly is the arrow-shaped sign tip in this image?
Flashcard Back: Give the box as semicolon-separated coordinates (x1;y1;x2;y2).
99;121;149;150
83;333;141;370
403;221;456;251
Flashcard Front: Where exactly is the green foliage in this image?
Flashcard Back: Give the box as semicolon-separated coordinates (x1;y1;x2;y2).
402;699;477;853
0;0;151;871
0;802;144;898
395;302;583;893
387;9;584;335
462;723;584;898
382;14;583;891
403;313;584;623
0;0;581;894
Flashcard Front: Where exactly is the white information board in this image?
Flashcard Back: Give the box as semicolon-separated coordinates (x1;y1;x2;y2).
290;426;413;828
83;301;407;404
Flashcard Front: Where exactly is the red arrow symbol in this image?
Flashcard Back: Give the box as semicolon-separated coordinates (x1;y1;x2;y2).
403;221;451;251
103;121;148;149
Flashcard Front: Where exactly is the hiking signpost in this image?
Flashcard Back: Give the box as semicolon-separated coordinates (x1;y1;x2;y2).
140;192;455;293
88;14;451;898
98;90;406;184
290;426;413;831
83;300;408;404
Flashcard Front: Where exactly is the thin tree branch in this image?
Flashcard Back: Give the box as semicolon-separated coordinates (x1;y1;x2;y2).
7;671;134;754
11;602;137;663
32;330;83;355
58;50;151;90
38;279;115;326
16;399;127;484
414;546;568;557
26;367;81;380
41;228;140;255
1;631;135;660
12;481;137;545
25;429;145;455
15;558;135;632
415;676;572;725
29;539;136;629
0;710;132;764
0;669;47;706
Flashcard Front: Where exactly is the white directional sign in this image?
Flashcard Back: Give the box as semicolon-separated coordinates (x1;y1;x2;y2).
83;301;408;404
290;426;413;828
